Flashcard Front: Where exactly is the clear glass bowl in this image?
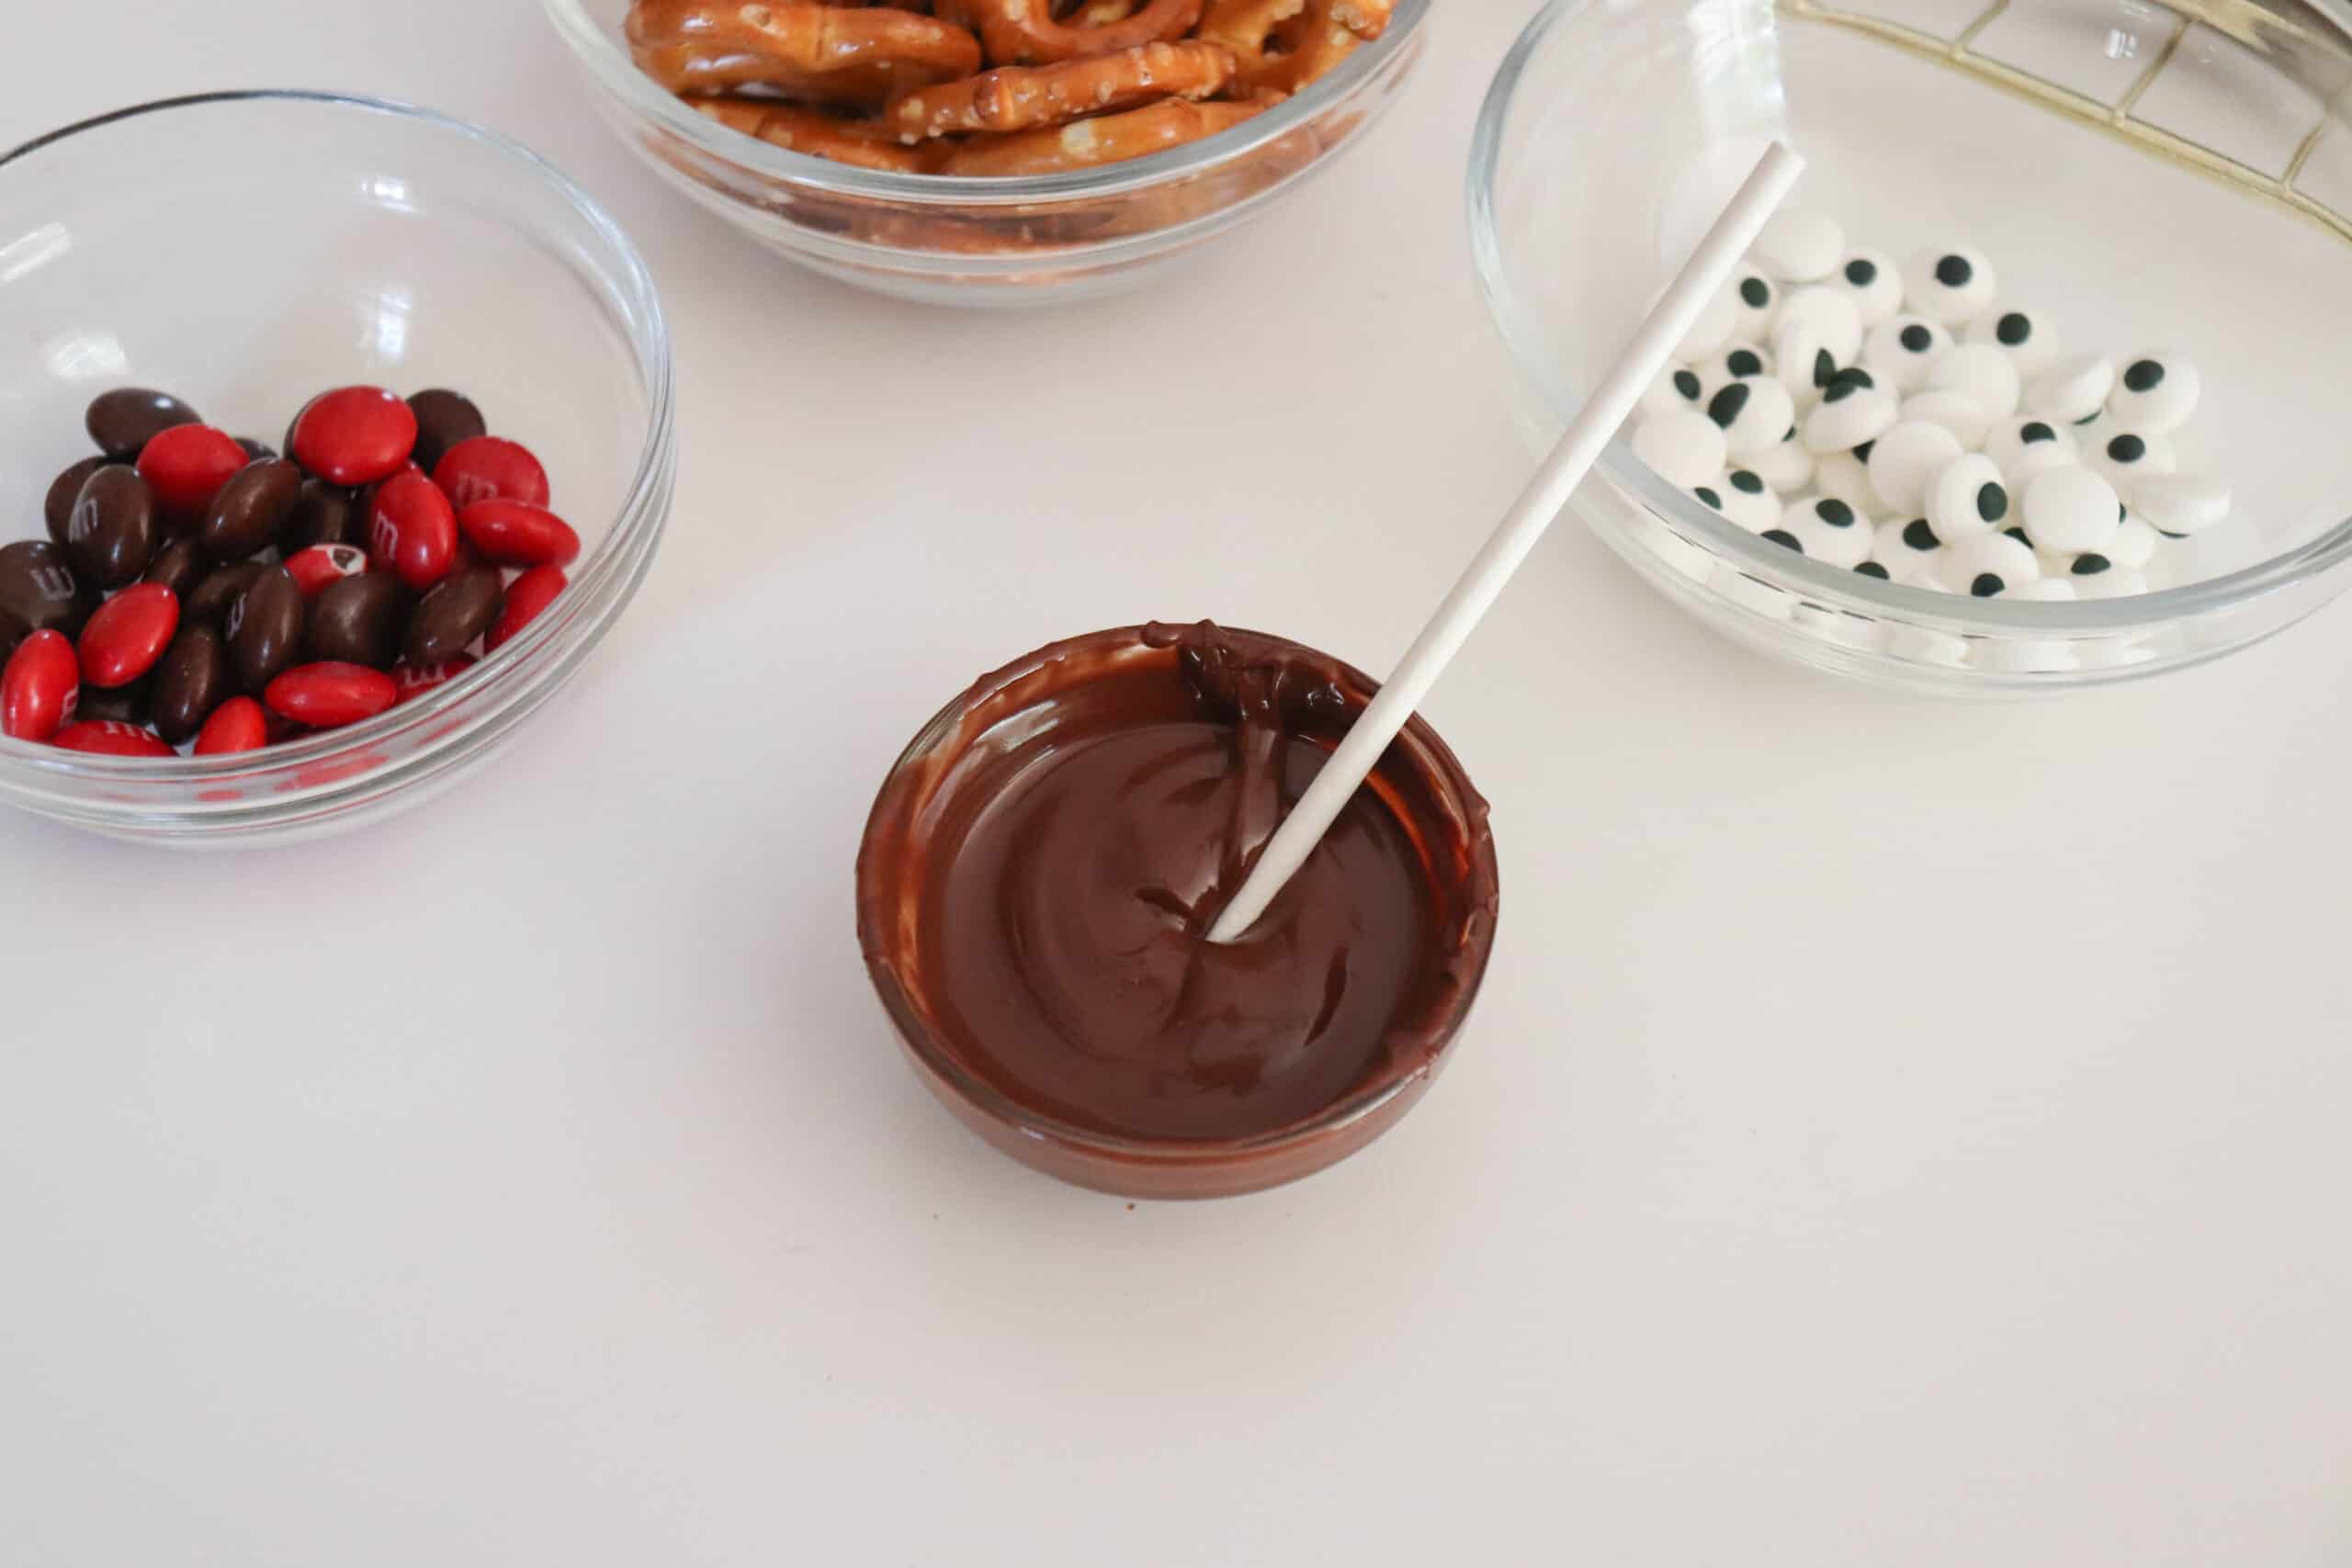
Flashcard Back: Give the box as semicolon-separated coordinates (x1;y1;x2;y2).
1470;0;2352;694
542;0;1428;305
0;92;674;844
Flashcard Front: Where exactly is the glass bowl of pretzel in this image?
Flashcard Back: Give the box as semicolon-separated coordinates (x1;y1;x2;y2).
544;0;1428;302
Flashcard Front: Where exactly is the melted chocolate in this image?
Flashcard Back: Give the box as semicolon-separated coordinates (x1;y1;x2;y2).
870;623;1498;1146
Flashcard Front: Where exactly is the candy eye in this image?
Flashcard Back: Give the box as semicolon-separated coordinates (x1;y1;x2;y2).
1829;248;1903;326
1967;307;2064;376
1751;211;1846;282
1903;245;1996;323
1632;407;1729;488
1710;376;1797;459
2106;351;2200;434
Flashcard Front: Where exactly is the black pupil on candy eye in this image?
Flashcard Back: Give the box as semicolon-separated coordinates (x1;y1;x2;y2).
1824;380;1856;403
1844;258;1877;286
1708;383;1751;427
2004;526;2030;545
2073;554;2112;575
1853;440;1875;463
2124;359;2165;391
2108;434;2146;462
1727;349;1762;378
1730;470;1764;493
1695;487;1723;508
1741;277;1770;308
1997;312;2030;345
1831;367;1875;391
2021;422;2054;443
1763;529;1804;552
1936;254;1973;288
1903;519;1939;549
1673;370;1702;400
1814;350;1837;388
1817;499;1856;526
1970;572;2005;596
1900;324;1932;352
1978;483;2009;522
1855;561;1890;578
1784;425;1797;441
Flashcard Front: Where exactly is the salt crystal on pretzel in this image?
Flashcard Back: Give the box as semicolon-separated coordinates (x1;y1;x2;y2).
889;39;1237;142
966;0;1204;65
940;95;1266;175
628;0;984;106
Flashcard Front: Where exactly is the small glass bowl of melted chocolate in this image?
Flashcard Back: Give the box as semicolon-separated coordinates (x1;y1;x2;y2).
856;622;1499;1200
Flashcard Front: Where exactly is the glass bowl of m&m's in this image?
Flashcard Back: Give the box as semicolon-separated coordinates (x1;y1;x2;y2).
0;91;674;842
1471;0;2352;693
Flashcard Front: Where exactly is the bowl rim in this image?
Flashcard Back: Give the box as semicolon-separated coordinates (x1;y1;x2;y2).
540;0;1430;204
0;88;674;780
1465;0;2352;635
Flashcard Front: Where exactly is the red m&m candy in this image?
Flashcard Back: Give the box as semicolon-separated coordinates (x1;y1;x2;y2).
264;662;399;729
457;500;580;568
78;582;180;689
432;436;548;510
193;695;269;756
290;386;417;486
486;566;566;651
2;629;80;741
368;470;459;591
135;424;248;520
53;720;174;757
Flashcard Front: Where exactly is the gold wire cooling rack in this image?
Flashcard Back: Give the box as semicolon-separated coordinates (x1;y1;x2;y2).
1778;0;2352;242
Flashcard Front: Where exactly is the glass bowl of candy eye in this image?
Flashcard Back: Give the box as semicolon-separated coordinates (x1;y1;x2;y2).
539;0;1430;306
0;92;674;844
1470;0;2352;694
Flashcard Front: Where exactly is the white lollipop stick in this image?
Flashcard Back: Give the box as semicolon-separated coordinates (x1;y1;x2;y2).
1206;142;1807;943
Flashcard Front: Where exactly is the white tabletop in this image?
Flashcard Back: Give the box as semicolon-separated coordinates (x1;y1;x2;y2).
6;5;2350;1564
